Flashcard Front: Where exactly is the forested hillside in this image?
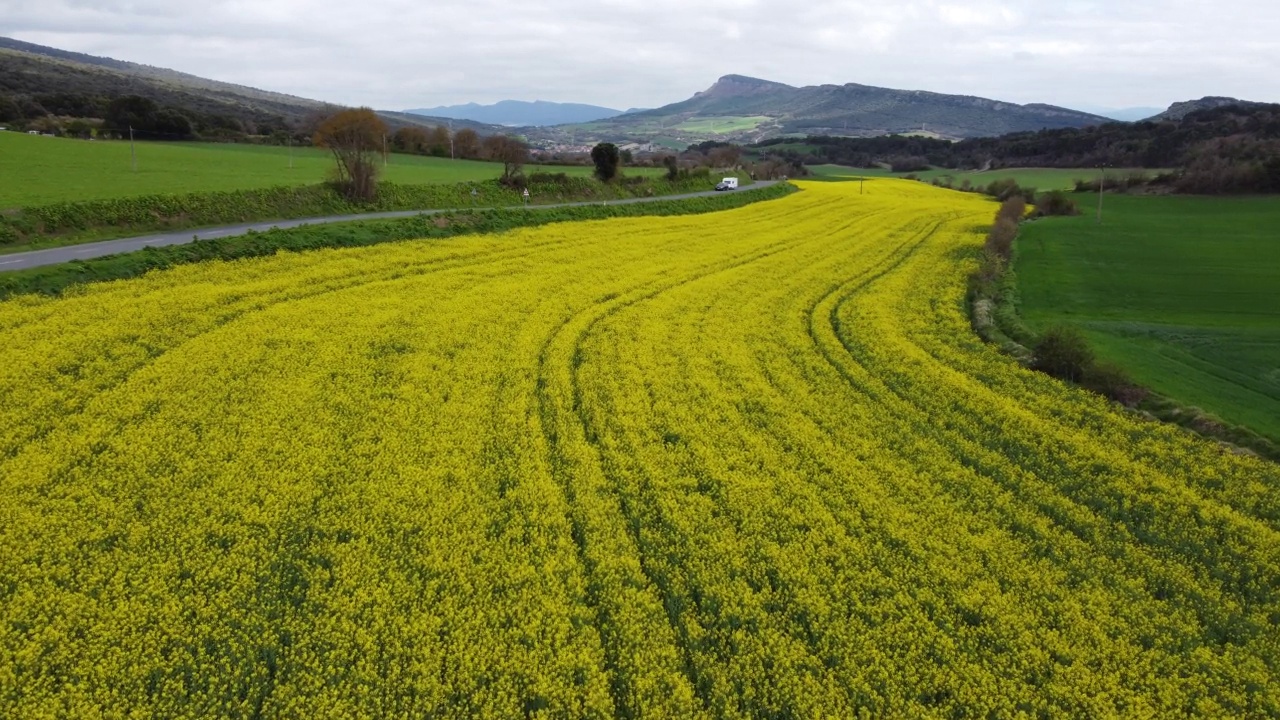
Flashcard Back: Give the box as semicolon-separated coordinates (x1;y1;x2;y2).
757;103;1280;193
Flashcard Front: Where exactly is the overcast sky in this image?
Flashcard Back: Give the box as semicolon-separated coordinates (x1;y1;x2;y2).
3;0;1278;113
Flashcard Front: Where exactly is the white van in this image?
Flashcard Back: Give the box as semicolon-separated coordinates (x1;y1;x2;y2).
715;177;739;191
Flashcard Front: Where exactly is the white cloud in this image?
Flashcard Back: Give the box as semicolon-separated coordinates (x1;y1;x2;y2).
1;0;1277;112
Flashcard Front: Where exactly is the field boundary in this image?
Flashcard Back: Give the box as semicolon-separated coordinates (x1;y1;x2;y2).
0;173;752;253
0;182;797;300
968;217;1280;462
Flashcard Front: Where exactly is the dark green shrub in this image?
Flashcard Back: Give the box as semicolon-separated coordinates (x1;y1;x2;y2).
985;218;1016;259
985;179;1021;201
590;142;621;182
528;172;571;185
662;155;679;181
890;156;929;173
1083;360;1148;406
1031;325;1095;384
995;196;1026;224
1035;190;1080;217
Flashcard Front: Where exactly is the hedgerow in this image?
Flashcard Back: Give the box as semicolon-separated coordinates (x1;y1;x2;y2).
0;174;746;247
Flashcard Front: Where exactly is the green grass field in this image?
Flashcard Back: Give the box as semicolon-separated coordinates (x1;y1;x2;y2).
809;164;1156;192
675;116;772;134
0;132;653;208
1017;194;1280;442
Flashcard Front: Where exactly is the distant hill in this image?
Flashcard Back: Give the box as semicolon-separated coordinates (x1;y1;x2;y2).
545;74;1110;145
762;102;1280;177
1071;105;1165;122
0;37;500;135
1146;96;1268;122
406;100;624;127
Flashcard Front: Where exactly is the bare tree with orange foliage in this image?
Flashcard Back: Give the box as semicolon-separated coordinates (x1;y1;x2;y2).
313;108;387;201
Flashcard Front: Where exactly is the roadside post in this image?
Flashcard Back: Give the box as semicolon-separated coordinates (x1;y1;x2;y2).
1097;164;1107;224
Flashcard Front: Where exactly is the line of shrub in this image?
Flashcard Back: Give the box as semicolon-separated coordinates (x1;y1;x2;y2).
969;195;1161;403
968;196;1035;362
0;182;796;300
0;173;748;248
919;176;1080;217
966;197;1279;461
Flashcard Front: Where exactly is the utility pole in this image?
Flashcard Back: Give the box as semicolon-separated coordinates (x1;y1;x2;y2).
1096;164;1107;224
129;125;137;172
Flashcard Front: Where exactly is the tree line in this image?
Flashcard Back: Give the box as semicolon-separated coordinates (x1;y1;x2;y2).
0;92;297;141
753;103;1280;193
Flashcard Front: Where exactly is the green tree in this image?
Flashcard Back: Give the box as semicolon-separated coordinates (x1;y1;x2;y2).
65;119;95;139
0;96;24;123
427;126;451;157
103;95;158;137
1032;326;1095;384
393;127;429;154
661;154;680;181
591;142;621;182
153;109;194;139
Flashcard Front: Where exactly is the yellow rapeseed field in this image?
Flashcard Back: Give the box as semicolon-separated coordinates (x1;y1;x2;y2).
1;180;1277;718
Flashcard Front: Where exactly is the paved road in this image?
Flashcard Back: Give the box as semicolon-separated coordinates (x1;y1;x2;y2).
0;182;779;272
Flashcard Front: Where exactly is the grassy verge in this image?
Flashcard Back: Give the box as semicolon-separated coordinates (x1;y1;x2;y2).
0;182;795;300
970;194;1280;461
0;173;747;252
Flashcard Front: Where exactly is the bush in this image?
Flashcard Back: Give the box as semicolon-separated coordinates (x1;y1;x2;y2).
995;196;1026;225
1075;173;1154;194
528;172;571;185
590;142;621;182
1031;325;1094;384
498;173;527;190
1034;190;1080;217
985;218;1018;260
985;179;1021;201
662;155;679;181
1083;360;1148;406
980;195;1026;260
889;156;930;173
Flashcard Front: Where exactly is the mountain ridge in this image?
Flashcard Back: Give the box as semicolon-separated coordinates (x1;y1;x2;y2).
565;74;1112;144
0;36;501;135
406;99;625;126
1146;96;1268;122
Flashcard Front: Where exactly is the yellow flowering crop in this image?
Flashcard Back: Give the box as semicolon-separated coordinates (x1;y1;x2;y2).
1;180;1277;718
